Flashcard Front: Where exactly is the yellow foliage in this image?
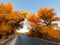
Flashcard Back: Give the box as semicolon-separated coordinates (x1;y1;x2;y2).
6;3;13;13
0;3;13;14
0;22;12;36
0;3;25;38
7;11;20;21
38;8;55;21
0;3;59;40
27;13;40;23
21;11;28;15
42;26;60;38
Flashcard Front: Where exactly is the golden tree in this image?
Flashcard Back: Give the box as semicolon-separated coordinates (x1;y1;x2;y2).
38;8;60;26
27;13;44;37
27;8;60;41
42;25;60;39
37;8;60;39
0;3;25;38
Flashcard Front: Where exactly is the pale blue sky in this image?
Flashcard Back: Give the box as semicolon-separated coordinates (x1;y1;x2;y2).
0;0;60;16
0;0;60;27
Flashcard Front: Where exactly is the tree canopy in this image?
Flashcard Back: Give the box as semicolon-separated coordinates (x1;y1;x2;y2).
26;7;60;39
0;3;26;38
0;3;60;41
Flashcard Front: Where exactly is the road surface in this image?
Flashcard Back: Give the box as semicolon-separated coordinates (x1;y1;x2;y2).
15;34;58;45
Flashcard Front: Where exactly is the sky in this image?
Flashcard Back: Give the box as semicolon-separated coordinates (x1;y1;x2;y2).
0;0;60;16
0;0;60;32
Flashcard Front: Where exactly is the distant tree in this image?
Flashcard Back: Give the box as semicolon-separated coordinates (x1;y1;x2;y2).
26;8;60;41
38;8;60;26
37;8;60;39
27;13;44;38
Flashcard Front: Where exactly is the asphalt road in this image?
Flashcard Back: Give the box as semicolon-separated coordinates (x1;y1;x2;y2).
15;34;58;45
